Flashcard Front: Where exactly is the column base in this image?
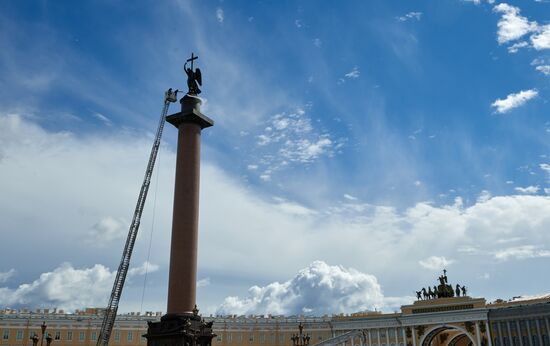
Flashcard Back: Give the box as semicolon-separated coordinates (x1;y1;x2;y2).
145;312;215;346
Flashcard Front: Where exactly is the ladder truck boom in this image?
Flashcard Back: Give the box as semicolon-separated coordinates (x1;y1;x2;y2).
96;89;179;346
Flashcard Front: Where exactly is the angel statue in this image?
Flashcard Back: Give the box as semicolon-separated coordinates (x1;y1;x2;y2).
184;53;202;95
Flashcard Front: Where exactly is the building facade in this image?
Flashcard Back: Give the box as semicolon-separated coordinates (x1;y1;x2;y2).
1;296;549;346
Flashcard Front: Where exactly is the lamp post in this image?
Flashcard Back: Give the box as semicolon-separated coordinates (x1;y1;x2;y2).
291;323;310;346
31;322;53;346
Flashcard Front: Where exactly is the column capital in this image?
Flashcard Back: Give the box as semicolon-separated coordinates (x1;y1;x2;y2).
166;94;214;129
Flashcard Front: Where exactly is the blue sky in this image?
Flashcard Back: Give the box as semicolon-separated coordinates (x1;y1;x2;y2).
1;0;550;316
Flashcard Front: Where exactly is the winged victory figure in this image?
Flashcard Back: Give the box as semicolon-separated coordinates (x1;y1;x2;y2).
184;57;202;95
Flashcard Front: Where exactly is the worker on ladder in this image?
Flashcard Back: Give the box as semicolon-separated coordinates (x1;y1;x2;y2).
165;88;179;103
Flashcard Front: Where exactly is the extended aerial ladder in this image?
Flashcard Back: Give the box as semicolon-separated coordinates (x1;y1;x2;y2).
96;89;180;346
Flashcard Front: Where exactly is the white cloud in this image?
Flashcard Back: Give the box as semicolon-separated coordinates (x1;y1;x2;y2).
216;261;384;315
313;38;322;48
477;190;492;203
540;164;550;181
490;3;550;52
531;24;550;50
463;0;495;4
216;8;224;23
493;245;550;261
344;66;360;79
507;41;529;53
273;198;316;216
418;256;454;271
0;260;156;311
4;114;550;312
491;89;538;113
197;278;211;288
535;65;550;75
251;109;342;179
88;216;128;245
0;269;16;283
0;263;114;311
295;20;303;28
397;12;422;22
493;4;537;44
343;194;358;201
128;261;159;276
514;185;540;194
92;112;112;126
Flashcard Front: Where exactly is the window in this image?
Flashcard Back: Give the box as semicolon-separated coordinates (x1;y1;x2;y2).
128;332;133;341
227;334;232;343
17;330;24;340
67;331;73;341
237;334;243;343
91;332;97;341
55;331;61;340
3;330;9;340
318;336;323;342
270;334;275;344
259;334;265;343
79;331;85;341
217;334;223;342
249;334;254;343
280;334;285;344
115;331;120;342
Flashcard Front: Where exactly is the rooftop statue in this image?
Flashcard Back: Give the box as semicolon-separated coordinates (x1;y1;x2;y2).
416;269;467;300
184;52;202;95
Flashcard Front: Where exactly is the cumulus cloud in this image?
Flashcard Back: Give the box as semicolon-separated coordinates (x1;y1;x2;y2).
418;256;454;271
491;89;538;113
535;65;550;75
531;25;550;50
396;12;422;22
216;261;384;315
0;263;114;311
0;269;16;283
0;261;156;311
490;3;549;52
493;4;537;44
493;245;550;261
514;185;540;194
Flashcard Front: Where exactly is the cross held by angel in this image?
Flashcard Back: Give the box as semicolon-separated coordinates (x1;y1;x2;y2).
184;52;202;95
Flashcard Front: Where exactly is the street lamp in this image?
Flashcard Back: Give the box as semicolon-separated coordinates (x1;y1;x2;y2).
291;323;310;346
31;322;53;346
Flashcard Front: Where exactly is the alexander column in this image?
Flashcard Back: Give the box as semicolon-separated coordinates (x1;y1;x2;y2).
145;53;215;346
